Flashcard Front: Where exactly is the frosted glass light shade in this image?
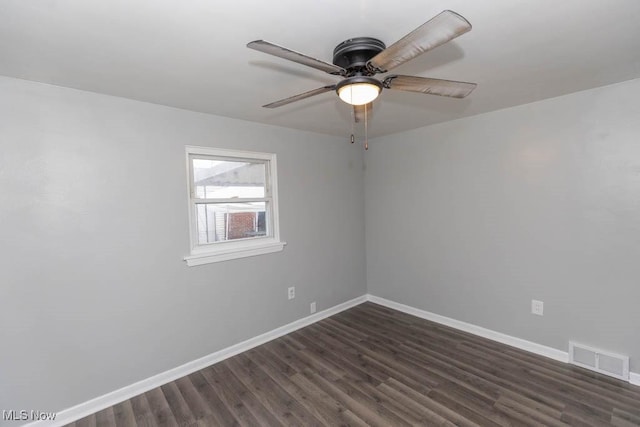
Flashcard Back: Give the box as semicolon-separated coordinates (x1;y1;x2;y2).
338;82;381;106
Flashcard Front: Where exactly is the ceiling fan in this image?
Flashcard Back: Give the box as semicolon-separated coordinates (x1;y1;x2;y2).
248;10;477;148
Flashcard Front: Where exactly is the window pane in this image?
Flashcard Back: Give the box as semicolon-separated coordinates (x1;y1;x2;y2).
196;202;267;244
192;158;265;199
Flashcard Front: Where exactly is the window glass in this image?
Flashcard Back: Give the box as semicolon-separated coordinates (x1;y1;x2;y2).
196;202;267;244
192;159;266;199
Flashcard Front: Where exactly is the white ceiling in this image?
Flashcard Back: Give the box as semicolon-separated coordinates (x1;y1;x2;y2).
1;0;639;138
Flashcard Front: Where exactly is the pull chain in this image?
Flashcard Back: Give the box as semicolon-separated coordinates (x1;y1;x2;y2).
364;103;369;150
350;105;355;144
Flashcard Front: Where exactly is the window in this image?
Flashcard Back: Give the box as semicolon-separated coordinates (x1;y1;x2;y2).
184;146;285;266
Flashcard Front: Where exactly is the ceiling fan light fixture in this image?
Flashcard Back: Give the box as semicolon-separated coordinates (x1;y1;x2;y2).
336;77;382;106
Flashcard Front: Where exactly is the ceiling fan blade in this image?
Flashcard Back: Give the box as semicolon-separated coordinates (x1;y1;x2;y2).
353;103;372;123
248;40;346;76
262;85;336;108
367;10;471;73
383;75;476;98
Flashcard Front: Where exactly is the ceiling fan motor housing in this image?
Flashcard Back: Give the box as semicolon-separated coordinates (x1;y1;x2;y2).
332;37;385;74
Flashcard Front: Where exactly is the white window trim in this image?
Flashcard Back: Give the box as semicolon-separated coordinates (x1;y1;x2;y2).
183;146;285;266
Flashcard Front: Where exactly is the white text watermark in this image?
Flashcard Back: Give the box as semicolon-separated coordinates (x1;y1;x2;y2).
3;410;57;422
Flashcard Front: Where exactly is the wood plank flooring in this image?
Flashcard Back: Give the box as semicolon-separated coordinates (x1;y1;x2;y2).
68;302;640;426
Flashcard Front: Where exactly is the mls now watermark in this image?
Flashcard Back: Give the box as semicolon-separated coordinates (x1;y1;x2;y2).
3;410;57;421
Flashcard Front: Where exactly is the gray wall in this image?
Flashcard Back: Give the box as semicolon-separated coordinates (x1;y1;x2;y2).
0;76;366;414
366;78;640;371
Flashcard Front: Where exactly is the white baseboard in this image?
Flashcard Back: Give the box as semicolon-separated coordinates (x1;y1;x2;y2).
366;294;640;387
366;294;569;363
25;295;368;427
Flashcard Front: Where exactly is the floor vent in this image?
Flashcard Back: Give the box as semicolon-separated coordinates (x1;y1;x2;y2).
569;342;629;381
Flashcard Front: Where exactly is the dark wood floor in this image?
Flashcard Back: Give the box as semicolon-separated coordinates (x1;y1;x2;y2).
68;302;640;426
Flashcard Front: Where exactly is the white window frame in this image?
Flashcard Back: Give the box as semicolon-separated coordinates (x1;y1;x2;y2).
184;146;285;266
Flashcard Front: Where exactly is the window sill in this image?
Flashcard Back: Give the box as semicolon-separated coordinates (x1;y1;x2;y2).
184;240;286;266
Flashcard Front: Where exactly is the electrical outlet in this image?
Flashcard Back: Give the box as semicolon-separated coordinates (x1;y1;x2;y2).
531;299;544;316
310;302;316;314
288;287;295;300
